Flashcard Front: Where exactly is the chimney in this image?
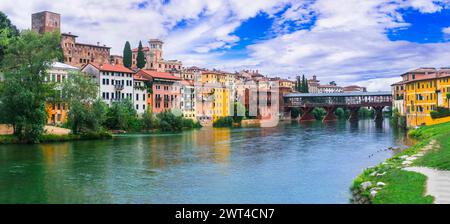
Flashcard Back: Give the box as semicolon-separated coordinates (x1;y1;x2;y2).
97;42;100;46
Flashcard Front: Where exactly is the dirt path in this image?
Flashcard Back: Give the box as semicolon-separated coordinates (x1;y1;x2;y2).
405;167;450;204
0;124;70;135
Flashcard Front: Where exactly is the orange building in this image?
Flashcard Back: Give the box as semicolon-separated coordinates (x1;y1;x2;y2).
46;62;79;125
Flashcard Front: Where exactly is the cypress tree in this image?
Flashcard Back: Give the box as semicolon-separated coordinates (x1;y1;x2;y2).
137;41;146;69
304;79;309;93
123;41;132;68
302;75;308;93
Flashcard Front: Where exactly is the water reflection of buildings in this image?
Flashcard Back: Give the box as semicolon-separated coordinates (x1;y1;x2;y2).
143;129;231;170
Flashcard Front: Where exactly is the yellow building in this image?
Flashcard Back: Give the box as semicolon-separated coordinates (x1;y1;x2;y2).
199;71;232;121
404;68;450;127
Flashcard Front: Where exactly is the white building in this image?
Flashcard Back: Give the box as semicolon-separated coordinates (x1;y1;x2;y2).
180;80;196;120
317;84;344;93
81;63;134;107
133;73;149;115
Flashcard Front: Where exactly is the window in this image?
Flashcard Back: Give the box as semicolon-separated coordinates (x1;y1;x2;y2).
143;105;145;110
136;94;139;101
136;104;139;110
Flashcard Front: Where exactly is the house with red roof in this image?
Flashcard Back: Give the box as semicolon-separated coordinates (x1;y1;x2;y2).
135;69;182;114
81;62;135;106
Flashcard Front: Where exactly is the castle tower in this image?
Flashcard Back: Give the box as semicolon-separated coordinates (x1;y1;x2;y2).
32;11;61;34
149;39;163;61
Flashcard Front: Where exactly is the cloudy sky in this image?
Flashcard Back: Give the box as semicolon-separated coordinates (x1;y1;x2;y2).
2;0;450;90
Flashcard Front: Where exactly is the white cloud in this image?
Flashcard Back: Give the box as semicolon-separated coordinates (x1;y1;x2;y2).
443;26;450;34
2;0;450;91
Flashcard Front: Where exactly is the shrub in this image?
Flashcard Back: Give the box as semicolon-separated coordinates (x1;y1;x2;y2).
430;107;450;119
213;117;234;127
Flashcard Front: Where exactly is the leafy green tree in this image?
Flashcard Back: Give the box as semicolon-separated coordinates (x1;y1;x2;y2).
312;107;326;120
142;107;158;131
61;71;105;134
156;111;183;132
62;71;98;103
136;41;146;69
123;41;132;68
291;107;300;119
105;99;138;130
0;12;19;66
334;107;346;119
0;30;62;142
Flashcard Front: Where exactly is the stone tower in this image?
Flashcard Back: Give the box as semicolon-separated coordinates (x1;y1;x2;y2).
32;11;61;34
148;39;163;61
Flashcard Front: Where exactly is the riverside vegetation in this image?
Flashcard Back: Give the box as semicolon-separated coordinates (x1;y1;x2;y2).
352;122;450;204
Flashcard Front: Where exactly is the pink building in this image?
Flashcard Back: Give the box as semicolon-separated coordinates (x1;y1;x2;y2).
135;70;181;113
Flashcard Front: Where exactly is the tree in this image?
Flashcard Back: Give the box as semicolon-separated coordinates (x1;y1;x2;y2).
61;71;98;103
304;78;309;93
136;41;146;69
302;75;308;93
0;12;19;66
105;99;138;131
0;30;62;143
142;107;158;131
123;41;132;68
61;71;106;134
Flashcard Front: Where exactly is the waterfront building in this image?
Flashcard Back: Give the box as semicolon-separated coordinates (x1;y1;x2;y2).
391;81;406;115
180;80;196;120
403;68;450;127
134;70;181;114
31;11;111;68
199;70;231;121
45;62;79;125
133;73;151;115
81;63;134;107
131;39;182;73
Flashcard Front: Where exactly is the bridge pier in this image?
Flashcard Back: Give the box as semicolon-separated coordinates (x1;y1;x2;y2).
323;106;337;122
299;107;316;121
348;107;359;122
373;106;384;121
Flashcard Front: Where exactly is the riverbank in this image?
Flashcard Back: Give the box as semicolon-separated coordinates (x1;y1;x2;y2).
0;131;113;144
351;122;450;204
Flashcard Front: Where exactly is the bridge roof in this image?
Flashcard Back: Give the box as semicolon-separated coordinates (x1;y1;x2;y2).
284;91;391;98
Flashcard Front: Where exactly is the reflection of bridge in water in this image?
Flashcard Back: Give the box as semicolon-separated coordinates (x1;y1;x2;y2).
284;92;392;122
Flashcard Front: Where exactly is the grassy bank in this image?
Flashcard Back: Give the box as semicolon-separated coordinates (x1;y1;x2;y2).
352;122;450;204
0;131;112;144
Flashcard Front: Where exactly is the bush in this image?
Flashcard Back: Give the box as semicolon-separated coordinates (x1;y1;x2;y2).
213;117;234;127
291;108;300;119
156;111;183;132
312;108;326;120
430;107;450;119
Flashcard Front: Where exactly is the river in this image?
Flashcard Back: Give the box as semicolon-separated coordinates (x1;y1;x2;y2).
0;118;408;204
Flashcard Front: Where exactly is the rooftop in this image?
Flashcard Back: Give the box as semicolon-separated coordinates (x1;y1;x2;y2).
138;70;181;81
88;63;133;73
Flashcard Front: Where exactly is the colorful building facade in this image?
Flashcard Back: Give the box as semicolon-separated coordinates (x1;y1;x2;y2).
134;70;181;114
402;68;450;127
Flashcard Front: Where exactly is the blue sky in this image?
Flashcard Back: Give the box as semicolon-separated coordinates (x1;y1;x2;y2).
2;0;450;90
